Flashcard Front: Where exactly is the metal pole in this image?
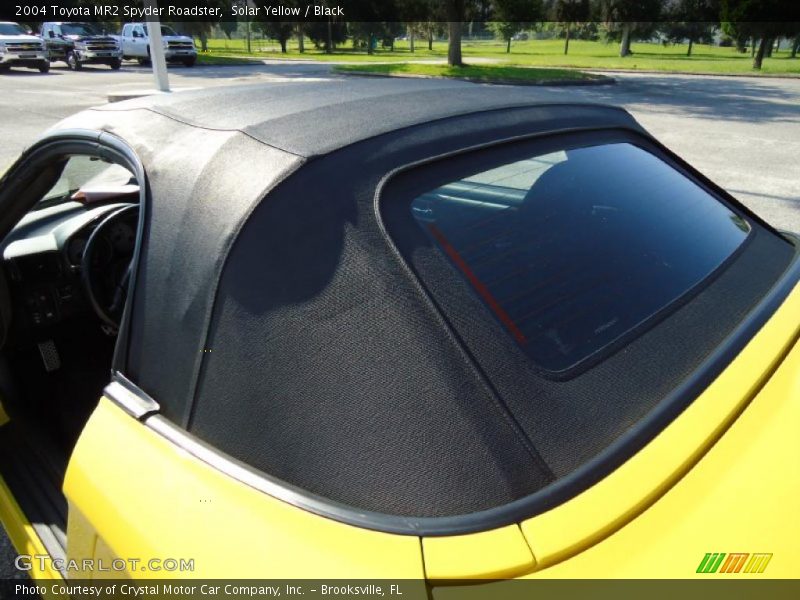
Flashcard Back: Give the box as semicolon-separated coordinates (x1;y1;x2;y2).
144;0;170;92
246;0;254;53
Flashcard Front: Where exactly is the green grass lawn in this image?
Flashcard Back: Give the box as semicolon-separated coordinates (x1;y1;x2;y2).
334;63;606;84
201;36;800;76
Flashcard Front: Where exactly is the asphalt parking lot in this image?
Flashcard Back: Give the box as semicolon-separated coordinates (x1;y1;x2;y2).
0;59;798;572
1;60;799;230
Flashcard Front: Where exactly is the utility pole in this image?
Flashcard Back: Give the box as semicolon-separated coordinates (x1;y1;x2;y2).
144;0;170;92
246;0;254;53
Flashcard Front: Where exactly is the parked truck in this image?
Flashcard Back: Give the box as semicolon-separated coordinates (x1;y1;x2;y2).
117;23;197;67
40;22;122;70
0;21;49;73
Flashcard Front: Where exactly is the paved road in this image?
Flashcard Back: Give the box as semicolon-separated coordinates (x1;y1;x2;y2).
0;60;798;575
1;61;798;229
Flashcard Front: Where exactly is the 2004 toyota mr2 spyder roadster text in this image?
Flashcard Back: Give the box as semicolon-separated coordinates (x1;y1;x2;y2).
0;80;797;584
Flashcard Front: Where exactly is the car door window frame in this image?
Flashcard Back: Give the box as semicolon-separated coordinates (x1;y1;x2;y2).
0;130;147;379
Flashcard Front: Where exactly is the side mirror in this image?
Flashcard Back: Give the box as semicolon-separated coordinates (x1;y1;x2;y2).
48;31;55;38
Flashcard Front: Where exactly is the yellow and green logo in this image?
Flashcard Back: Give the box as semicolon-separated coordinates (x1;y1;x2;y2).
696;553;772;574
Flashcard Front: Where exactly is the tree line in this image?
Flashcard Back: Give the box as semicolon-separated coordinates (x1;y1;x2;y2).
74;0;800;70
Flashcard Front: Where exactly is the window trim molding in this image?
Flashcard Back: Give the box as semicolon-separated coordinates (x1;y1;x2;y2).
101;125;800;537
110;245;800;537
376;129;756;379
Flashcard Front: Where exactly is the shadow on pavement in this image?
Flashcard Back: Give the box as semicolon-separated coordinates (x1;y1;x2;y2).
576;73;800;123
0;528;26;579
122;60;335;80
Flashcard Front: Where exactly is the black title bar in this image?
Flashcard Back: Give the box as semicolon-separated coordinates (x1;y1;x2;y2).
4;1;800;24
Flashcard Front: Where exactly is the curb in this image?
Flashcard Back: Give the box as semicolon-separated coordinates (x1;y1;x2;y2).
333;69;616;87
578;67;800;80
107;87;201;102
194;60;262;67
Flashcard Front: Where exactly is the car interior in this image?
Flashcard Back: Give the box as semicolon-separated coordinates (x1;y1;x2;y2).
0;153;139;554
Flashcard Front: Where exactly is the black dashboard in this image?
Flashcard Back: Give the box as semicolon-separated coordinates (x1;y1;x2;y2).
1;202;136;340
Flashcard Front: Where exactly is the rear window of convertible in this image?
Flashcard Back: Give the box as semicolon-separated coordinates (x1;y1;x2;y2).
383;138;751;374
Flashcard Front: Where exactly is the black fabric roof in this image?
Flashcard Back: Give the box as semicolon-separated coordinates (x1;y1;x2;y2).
88;79;622;157
47;81;791;525
49;83;639;432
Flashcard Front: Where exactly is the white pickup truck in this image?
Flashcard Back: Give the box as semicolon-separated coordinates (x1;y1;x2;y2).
117;23;197;67
0;21;49;73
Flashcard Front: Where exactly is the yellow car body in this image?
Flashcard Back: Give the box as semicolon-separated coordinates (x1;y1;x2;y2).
3;278;797;585
7;276;792;582
0;83;797;591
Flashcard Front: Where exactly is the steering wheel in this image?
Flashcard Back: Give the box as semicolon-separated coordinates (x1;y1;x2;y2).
81;205;139;330
0;265;10;351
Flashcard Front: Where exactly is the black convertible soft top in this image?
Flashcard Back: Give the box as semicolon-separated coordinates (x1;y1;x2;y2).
49;81;797;531
74;78;629;156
